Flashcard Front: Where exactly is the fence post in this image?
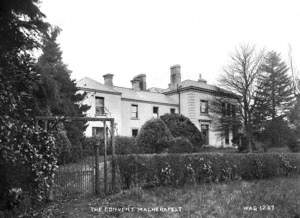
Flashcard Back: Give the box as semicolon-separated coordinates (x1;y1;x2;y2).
95;140;100;195
111;119;116;192
104;121;108;194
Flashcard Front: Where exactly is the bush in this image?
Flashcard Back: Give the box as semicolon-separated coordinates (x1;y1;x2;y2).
232;133;256;152
160;113;203;151
115;136;140;154
0;129;58;213
263;118;292;148
116;153;300;189
136;118;173;153
82;136;140;157
287;133;300;152
83;136;113;156
168;137;193;153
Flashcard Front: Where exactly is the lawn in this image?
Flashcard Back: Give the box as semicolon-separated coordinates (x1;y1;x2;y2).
35;176;300;218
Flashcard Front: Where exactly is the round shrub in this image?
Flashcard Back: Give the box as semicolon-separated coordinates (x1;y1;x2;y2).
168;137;194;153
115;136;140;154
160;113;203;150
287;133;300;152
136;118;173;153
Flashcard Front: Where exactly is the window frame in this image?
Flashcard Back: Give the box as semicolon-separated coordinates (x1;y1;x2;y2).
200;100;209;114
95;96;105;116
231;104;236;117
153;106;159;118
225;126;230;145
92;127;103;137
132;128;138;137
226;103;231;116
131;104;138;119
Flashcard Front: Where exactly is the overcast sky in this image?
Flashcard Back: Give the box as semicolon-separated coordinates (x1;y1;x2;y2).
40;0;300;89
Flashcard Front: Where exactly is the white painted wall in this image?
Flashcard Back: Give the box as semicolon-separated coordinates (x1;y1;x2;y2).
119;100;179;136
168;91;238;147
82;91;122;136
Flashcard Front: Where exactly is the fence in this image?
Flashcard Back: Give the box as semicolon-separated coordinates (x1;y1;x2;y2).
35;116;117;200
53;150;114;199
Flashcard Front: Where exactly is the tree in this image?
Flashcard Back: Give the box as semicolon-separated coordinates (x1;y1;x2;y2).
34;27;90;163
219;45;265;152
287;46;300;152
288;45;300;130
253;52;294;147
255;52;294;120
290;92;300;130
0;0;58;210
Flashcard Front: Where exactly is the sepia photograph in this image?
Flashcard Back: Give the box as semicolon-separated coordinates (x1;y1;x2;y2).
0;0;300;217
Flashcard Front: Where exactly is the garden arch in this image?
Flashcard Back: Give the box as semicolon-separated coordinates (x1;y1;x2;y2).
35;116;116;196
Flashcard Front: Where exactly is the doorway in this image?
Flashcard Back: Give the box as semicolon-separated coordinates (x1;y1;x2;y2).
201;124;209;145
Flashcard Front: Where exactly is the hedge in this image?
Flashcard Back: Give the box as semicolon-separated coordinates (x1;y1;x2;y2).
167;137;194;153
115;136;140;154
116;153;300;189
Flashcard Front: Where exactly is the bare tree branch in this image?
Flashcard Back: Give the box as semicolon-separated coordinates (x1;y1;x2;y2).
218;44;265;152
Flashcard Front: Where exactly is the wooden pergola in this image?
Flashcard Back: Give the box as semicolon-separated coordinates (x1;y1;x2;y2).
35;116;116;195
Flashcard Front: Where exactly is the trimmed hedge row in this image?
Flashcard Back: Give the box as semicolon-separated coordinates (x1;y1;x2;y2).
116;153;300;189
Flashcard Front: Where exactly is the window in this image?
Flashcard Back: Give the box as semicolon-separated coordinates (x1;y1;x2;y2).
232;125;238;139
153;106;159;118
200;100;208;114
231;105;236;117
132;129;138;137
95;97;104;115
221;103;235;117
92;127;103;137
131;104;138;119
170;108;175;114
226;103;231;116
222;102;226;116
225;126;229;145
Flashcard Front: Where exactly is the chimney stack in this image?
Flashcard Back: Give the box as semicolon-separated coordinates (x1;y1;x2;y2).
169;64;181;89
103;74;114;86
131;74;146;91
198;73;207;83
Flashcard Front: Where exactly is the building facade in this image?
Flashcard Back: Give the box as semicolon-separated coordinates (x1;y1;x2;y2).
76;65;239;147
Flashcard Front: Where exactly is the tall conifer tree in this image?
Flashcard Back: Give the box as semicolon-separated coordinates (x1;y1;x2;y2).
254;51;294;146
255;52;294;120
34;27;90;162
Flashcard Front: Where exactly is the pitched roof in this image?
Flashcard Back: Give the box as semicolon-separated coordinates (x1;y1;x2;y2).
76;77;178;105
113;86;177;105
163;79;238;97
76;77;121;94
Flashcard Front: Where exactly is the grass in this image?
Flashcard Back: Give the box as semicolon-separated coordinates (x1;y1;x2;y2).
35;176;300;218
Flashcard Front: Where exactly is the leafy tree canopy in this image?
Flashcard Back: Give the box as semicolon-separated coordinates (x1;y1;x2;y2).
0;0;58;209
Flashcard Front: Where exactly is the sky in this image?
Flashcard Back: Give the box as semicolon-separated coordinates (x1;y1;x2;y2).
40;0;300;89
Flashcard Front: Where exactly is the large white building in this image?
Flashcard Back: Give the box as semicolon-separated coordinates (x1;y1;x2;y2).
77;65;239;147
